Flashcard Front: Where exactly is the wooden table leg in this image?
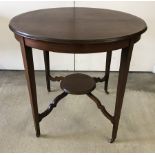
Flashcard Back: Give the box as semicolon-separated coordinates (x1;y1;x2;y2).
43;51;51;92
20;38;40;137
111;41;134;143
104;51;112;94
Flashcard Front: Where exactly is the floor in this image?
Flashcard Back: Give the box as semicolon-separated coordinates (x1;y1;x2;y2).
0;71;155;152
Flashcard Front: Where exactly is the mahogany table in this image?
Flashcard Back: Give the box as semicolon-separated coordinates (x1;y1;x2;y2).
9;7;147;142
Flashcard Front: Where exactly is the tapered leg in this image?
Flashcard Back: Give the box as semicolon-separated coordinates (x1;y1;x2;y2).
20;38;40;137
43;51;51;92
111;42;134;143
104;51;112;94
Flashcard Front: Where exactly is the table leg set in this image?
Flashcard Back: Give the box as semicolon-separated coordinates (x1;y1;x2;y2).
41;51;114;141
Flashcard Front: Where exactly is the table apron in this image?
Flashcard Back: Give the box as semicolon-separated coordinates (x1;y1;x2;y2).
15;34;140;53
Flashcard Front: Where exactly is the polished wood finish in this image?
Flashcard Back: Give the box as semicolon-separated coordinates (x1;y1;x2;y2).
19;38;40;137
9;7;147;142
49;75;64;81
9;7;146;44
87;93;113;123
43;51;50;92
19;35;140;53
60;73;96;95
39;92;67;122
104;51;112;94
111;41;134;143
93;51;112;94
40;73;113;126
44;50;111;94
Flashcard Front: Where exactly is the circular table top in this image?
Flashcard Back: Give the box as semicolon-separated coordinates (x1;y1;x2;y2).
60;73;96;95
9;7;147;44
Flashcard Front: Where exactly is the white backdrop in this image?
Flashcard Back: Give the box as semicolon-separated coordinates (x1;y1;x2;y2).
0;1;155;71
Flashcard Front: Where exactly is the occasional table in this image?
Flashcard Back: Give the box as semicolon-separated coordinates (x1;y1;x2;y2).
9;7;147;142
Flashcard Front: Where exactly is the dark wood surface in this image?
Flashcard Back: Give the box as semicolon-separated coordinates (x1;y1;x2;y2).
60;73;96;95
9;7;147;142
9;7;147;44
19;37;40;137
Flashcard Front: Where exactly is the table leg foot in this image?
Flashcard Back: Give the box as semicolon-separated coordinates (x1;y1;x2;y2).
36;129;40;137
110;137;116;143
104;88;109;94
